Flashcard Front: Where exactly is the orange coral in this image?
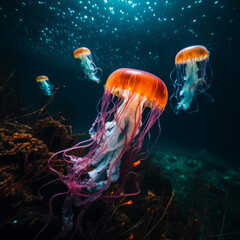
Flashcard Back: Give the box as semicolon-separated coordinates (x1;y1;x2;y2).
0;130;48;157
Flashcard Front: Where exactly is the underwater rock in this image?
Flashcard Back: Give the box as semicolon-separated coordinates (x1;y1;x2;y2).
1;130;48;158
0;119;82;239
33;117;81;153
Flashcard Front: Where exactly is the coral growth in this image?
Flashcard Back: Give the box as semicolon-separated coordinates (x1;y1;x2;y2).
0;123;50;201
33;117;82;153
0;118;81;239
0;124;49;159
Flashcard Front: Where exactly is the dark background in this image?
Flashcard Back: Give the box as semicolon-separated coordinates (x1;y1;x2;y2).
0;0;239;163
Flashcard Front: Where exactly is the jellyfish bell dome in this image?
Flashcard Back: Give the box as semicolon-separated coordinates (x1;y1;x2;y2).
36;75;49;82
105;68;168;109
175;45;209;65
74;47;91;59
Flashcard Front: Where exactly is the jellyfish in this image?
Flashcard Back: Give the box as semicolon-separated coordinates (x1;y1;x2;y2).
37;68;168;238
74;47;102;83
36;75;55;96
170;45;213;114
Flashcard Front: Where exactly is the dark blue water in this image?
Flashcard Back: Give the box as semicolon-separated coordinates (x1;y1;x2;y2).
0;0;239;162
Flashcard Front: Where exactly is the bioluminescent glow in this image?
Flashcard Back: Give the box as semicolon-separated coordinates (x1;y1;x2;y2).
36;75;55;96
74;47;102;83
170;45;213;113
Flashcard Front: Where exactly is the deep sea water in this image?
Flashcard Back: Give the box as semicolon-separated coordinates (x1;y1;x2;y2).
0;0;239;239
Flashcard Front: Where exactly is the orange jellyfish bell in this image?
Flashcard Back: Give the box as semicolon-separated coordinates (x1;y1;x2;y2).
105;68;168;109
175;45;209;65
36;75;54;96
74;47;91;59
36;75;49;82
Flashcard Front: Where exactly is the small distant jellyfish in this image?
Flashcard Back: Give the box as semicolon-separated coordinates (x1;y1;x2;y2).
170;45;213;113
74;47;102;83
36;75;55;96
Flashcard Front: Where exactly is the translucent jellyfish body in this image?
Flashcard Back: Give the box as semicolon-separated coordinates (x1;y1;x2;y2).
74;47;102;83
170;45;213;113
36;75;55;96
39;68;168;238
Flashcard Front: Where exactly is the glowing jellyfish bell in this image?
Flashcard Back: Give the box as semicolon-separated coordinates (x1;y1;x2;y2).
74;47;102;84
170;45;213;114
40;68;167;238
36;75;55;96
